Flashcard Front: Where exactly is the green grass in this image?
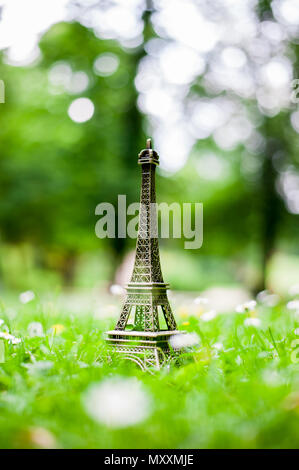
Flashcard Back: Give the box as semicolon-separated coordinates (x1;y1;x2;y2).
0;293;298;449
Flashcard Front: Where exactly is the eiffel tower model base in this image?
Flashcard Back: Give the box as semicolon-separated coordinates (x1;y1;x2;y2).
105;329;182;372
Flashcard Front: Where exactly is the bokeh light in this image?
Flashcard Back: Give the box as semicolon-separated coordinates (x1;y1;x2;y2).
93;53;119;77
68;97;94;123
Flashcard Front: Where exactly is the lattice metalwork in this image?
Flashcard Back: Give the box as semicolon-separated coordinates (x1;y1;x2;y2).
105;331;182;372
106;139;181;370
114;138;177;332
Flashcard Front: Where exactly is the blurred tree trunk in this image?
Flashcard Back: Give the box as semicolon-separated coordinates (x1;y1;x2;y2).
43;248;78;287
256;131;283;293
59;250;78;286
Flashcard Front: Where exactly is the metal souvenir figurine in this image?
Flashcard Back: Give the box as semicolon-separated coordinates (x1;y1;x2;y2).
106;139;183;371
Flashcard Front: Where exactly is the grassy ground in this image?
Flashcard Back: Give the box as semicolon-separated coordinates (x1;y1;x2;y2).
0;291;298;449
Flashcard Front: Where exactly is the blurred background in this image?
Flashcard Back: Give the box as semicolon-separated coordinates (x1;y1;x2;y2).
0;0;299;305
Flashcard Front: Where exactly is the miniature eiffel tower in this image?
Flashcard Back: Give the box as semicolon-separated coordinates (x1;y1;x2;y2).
106;138;182;371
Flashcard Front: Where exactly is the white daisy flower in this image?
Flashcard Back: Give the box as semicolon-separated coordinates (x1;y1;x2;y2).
0;319;4;327
28;322;44;337
0;331;21;344
235;300;256;313
170;332;200;349
200;310;217;322
11;337;21;345
19;290;35;304
244;317;261;327
83;377;151;428
0;332;11;341
235;305;244;313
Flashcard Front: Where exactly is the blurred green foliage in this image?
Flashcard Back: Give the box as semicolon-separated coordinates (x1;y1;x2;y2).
0;3;299;294
0;21;144;286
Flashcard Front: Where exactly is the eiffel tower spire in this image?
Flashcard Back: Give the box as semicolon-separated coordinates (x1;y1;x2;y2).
106;139;181;371
130;138;164;285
